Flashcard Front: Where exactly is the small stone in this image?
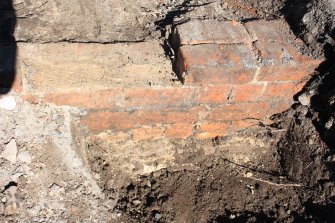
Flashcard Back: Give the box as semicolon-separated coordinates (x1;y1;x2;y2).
4;202;19;216
298;93;311;106
1;139;18;164
0;95;16;111
17;151;32;164
132;200;141;205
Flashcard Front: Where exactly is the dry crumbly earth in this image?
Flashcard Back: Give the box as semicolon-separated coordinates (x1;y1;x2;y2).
0;0;335;222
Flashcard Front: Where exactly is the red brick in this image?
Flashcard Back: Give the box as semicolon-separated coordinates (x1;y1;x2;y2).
258;60;322;82
256;41;314;66
195;85;232;104
196;123;228;139
136;109;198;125
124;87;194;109
26;90;120;109
244;20;290;42
263;82;305;99
270;100;293;115
133;126;163;141
174;20;249;45
164;123;194;139
184;67;256;85
80;111;138;132
177;44;257;80
23;87;195;110
209;102;271;121
232;84;265;102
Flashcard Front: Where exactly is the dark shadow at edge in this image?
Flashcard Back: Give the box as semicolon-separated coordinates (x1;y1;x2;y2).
0;0;17;94
279;0;335;222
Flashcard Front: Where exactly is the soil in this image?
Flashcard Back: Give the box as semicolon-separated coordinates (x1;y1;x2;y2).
0;0;335;222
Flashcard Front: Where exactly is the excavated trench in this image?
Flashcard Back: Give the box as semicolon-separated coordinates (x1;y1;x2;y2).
113;1;335;222
0;0;334;222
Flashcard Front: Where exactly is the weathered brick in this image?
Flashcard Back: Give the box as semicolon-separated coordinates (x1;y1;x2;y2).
81;111;138;132
263;82;305;99
88;131;130;143
209;102;270;121
173;20;249;45
244;20;291;42
256;41;313;66
270;100;293;115
123;87;194;109
196;123;228;139
195;85;232;104
133;126;163;141
178;44;257;69
136;109;199;125
17;42;174;94
258;60;322;82
164;123;194;139
177;44;257;83
25;90;121;109
232;84;265;102
24;87;195;110
183;67;256;85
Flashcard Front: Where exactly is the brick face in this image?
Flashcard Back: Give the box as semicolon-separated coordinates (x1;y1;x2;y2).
164;123;194;139
263;82;305;99
232;84;265;102
196;123;228;139
174;20;249;45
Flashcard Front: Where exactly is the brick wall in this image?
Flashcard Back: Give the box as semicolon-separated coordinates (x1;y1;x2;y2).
18;19;322;141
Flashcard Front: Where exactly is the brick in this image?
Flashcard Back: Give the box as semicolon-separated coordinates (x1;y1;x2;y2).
195;85;232;104
173;20;249;45
80;111;138;132
88;131;130;143
177;44;258;85
24;87;195;110
17;42;174;94
256;41;313;66
164;123;194;139
25;90;121;109
270;100;293;115
263;82;305;99
196;123;228;139
123;87;194;109
133;126;163;141
209;102;271;121
232;84;265;102
136;109;198;125
178;44;257;68
183;67;256;85
258;60;322;82
244;20;291;42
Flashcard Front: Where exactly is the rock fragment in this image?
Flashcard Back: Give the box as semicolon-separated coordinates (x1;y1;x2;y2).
1;139;18;164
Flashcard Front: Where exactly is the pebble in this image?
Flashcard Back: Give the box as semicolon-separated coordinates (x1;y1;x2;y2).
298;93;311;106
1;139;18;164
18;151;32;164
0;95;16;111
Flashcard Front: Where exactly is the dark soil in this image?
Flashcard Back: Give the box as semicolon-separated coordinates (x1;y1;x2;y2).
112;0;335;222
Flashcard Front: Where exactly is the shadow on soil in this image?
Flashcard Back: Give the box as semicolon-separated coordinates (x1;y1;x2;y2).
0;0;17;94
